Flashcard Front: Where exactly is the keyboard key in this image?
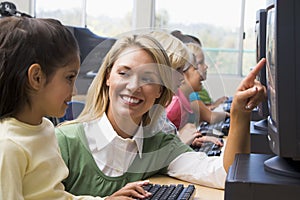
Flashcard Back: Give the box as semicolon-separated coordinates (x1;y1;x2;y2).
191;141;223;156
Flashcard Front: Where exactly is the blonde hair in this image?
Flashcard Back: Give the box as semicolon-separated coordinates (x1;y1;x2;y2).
148;31;191;70
185;42;203;58
71;34;174;125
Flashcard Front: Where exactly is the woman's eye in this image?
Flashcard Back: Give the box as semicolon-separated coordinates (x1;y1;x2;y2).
119;71;130;77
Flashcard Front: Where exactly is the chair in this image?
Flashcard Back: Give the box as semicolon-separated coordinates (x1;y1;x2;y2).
66;26;116;95
59;101;85;122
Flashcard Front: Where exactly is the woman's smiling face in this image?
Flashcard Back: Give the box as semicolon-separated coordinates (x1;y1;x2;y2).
106;47;162;125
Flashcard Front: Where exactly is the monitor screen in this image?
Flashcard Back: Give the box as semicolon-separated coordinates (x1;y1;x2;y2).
254;8;268;131
264;0;300;178
265;7;277;126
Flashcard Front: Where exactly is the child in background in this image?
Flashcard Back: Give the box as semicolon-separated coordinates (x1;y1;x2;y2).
0;16;150;200
183;43;229;125
149;31;222;146
171;30;228;110
185;43;228;110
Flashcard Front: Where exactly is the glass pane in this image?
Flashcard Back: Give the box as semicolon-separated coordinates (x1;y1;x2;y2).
155;0;265;76
35;0;84;27
243;0;267;75
86;0;133;37
35;0;133;37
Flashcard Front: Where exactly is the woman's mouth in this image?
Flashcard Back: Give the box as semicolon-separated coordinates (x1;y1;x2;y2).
121;95;142;105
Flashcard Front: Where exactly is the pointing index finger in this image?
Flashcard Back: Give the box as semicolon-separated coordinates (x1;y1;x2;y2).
247;58;266;81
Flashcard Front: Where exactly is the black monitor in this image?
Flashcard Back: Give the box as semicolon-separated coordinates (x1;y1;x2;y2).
264;0;300;177
254;8;268;131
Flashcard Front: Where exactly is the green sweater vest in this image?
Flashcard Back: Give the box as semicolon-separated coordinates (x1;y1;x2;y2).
55;123;192;197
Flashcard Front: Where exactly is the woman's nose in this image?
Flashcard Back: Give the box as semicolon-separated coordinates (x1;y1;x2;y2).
126;75;141;92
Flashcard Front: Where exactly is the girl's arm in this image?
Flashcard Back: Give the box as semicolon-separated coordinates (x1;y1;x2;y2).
190;99;229;124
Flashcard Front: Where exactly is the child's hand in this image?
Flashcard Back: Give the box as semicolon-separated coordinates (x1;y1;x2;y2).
178;123;202;145
105;180;152;200
191;136;223;147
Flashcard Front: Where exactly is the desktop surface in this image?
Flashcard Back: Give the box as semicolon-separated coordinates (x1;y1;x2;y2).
225;153;300;200
149;175;224;200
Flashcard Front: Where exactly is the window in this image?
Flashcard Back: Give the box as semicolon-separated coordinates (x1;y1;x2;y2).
35;0;265;76
85;0;133;37
35;0;133;37
35;0;84;27
155;0;265;76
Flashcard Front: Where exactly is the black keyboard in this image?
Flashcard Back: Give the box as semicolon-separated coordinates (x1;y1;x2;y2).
191;140;223;156
198;117;230;137
141;183;195;200
223;96;233;112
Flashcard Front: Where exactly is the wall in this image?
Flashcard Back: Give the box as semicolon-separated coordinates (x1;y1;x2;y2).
203;75;243;100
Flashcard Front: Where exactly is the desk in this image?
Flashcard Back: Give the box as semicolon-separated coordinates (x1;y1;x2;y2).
225;153;300;200
148;175;224;200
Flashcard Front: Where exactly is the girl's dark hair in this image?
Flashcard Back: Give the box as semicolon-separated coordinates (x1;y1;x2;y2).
0;16;79;119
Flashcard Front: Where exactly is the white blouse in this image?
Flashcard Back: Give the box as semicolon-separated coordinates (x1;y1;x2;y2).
84;113;227;189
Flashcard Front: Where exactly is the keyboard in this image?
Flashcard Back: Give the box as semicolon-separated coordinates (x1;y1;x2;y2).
223;96;233;112
141;183;195;200
191;139;224;156
198;117;230;137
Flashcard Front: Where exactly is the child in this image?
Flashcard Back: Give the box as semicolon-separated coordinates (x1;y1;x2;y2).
185;42;228;111
149;31;222;146
0;16;150;200
178;42;229;126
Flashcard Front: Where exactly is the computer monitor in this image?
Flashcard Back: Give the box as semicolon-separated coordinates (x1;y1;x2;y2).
264;0;300;177
254;8;268;131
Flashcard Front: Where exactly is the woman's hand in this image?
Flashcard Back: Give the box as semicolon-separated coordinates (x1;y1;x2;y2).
105;180;152;200
231;58;267;114
223;58;267;172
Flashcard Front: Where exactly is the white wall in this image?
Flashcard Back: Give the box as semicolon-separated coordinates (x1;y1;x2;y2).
203;75;243;100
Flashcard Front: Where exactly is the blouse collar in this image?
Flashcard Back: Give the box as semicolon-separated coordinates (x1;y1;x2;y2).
84;113;144;158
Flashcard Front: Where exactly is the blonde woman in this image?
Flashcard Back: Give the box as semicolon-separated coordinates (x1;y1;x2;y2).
55;33;266;197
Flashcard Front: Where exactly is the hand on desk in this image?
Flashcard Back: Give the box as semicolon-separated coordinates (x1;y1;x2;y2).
178;123;224;147
106;180;151;200
178;123;202;145
208;96;229;111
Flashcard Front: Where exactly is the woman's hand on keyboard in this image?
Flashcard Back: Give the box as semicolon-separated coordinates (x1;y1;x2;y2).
106;180;152;200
